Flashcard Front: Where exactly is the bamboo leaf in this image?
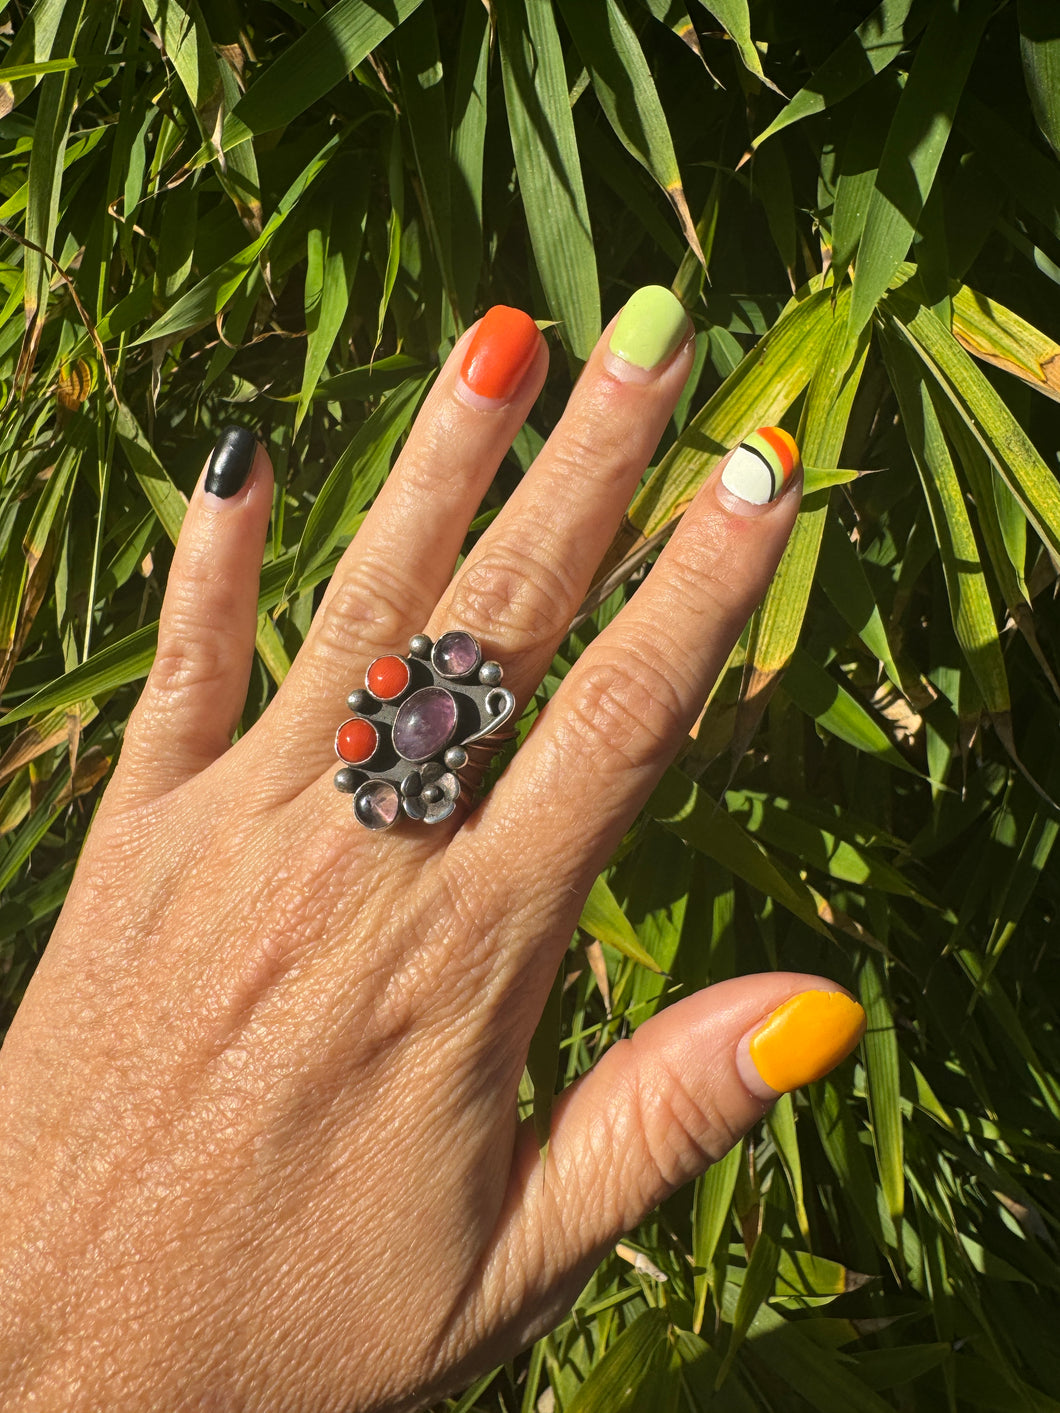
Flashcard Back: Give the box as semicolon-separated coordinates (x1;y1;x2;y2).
750;0;929;151
282;375;430;603
449;0;490;323
134;134;340;344
497;0;600;361
858;954;905;1225
558;0;703;262
580;874;664;973
952;284;1060;404
647;768;833;936
783;648;921;774
848;0;993;337
887;296;1060;565
222;0;425;150
697;0;780;93
1019;0;1060;160
566;1309;676;1413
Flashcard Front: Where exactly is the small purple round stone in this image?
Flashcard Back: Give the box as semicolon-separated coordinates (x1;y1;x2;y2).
432;630;481;679
392;686;459;762
353;779;401;830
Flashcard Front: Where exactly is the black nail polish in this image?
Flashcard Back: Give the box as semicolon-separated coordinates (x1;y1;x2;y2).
204;425;257;498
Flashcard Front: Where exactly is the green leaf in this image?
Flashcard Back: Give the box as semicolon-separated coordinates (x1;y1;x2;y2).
296;170;369;429
449;0;490;323
647;769;832;936
135;135;340;344
751;0;928;151
566;1309;677;1413
558;0;702;261
223;0;425;149
858;954;905;1224
848;0;993;336
1019;0;1060;160
0;0;67;117
579;874;665;973
888;297;1060;565
783;648;920;774
527;955;565;1154
881;322;1011;720
497;0;601;361
282;375;430;603
697;0;779;93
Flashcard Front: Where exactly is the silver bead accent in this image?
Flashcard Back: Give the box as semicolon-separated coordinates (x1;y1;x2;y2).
444;745;468;770
479;660;503;686
347;688;369;712
422;783;443;804
409;634;432;658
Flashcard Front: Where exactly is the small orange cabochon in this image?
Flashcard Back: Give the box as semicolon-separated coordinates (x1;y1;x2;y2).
461;305;541;400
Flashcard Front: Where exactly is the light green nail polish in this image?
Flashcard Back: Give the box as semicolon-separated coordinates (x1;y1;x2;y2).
609;285;688;370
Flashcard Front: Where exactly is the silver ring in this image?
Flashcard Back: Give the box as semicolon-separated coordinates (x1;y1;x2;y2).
333;631;516;830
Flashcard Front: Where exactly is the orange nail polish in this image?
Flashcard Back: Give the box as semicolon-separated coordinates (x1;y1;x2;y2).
460;306;540;401
747;990;866;1093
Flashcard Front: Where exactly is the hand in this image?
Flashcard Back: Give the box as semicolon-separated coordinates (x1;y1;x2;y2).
0;288;864;1411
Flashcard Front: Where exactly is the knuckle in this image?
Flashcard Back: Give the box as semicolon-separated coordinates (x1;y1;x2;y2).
630;1045;741;1196
312;557;414;665
147;631;232;702
560;647;690;777
452;541;579;645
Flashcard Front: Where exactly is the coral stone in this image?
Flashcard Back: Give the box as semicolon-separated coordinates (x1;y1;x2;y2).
354;779;401;830
432;631;481;678
335;717;379;765
392;687;458;763
367;655;411;700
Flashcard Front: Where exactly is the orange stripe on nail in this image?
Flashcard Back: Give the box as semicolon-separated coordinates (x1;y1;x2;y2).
461;306;541;401
754;425;800;480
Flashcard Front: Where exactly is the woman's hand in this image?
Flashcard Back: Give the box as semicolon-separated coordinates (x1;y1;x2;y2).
0;288;864;1411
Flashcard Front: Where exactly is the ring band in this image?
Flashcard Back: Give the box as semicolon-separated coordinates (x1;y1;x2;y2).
334;631;516;829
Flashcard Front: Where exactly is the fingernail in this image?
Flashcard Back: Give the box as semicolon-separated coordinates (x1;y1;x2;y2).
741;990;866;1097
605;285;690;381
720;426;801;506
458;305;541;407
204;425;257;500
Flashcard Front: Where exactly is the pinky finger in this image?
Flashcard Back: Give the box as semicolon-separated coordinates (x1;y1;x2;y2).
114;427;273;805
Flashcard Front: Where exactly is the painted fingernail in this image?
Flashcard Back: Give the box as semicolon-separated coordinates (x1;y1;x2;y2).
742;990;866;1096
606;284;689;380
459;305;541;406
721;426;801;506
204;425;257;500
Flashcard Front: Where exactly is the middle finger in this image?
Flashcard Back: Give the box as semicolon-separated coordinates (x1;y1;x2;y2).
425;285;694;708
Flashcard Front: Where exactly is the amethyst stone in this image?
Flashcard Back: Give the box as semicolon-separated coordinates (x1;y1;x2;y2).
392;686;458;762
354;779;401;830
432;630;481;679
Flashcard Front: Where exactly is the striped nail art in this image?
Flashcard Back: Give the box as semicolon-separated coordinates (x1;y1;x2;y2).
721;426;801;505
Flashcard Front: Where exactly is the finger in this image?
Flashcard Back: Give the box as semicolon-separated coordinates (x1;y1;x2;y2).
267;308;547;787
113;427;272;804
475;976;865;1343
425;286;694;708
454;428;802;929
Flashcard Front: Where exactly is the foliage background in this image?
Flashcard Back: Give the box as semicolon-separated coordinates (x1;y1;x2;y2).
3;0;1060;1407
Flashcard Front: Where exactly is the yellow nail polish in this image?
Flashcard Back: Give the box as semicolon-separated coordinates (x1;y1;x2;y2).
748;990;866;1093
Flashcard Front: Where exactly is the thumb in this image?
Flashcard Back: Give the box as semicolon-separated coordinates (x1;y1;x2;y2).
477;974;865;1344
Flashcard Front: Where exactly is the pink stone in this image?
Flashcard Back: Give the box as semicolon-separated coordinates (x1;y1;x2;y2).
354;779;400;830
392;686;458;762
432;631;481;678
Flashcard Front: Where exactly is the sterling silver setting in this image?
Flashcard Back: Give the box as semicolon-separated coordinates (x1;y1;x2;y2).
334;631;516;829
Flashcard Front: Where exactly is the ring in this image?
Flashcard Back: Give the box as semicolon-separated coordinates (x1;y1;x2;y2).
334;631;517;830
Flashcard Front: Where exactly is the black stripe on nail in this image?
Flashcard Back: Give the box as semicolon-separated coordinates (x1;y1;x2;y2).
205;425;257;499
741;443;778;501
